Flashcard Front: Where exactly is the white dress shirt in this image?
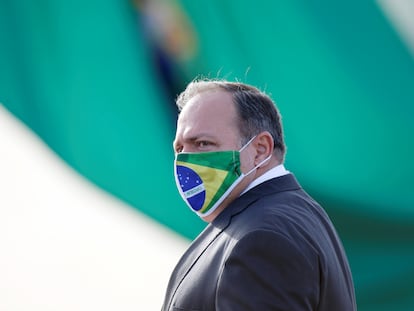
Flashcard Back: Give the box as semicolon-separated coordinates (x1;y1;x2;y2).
241;164;290;196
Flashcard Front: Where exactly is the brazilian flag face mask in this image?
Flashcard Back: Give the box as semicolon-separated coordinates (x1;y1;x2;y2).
174;136;268;217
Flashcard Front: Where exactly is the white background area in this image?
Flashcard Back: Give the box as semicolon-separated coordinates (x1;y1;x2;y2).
0;104;189;310
378;0;414;57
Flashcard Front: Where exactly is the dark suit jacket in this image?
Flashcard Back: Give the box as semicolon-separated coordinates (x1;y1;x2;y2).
162;174;356;310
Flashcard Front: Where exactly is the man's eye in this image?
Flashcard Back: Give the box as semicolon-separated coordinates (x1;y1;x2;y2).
197;141;211;148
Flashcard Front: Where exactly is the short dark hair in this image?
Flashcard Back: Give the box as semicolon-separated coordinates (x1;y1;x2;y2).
176;79;286;162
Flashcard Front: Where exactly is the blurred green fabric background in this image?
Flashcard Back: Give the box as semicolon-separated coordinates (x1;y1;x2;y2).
1;0;413;309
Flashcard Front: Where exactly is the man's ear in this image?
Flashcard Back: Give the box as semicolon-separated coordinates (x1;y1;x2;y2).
254;131;274;166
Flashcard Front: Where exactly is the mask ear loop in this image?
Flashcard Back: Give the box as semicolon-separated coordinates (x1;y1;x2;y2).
239;135;257;152
244;153;272;176
239;135;273;176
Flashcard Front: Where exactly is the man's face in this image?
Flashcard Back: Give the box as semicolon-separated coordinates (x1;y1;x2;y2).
173;89;242;154
173;88;261;221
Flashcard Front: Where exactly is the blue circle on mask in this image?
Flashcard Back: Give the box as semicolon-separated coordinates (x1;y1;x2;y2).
176;165;206;211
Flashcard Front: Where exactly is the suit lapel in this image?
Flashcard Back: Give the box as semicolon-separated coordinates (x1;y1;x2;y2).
164;223;222;310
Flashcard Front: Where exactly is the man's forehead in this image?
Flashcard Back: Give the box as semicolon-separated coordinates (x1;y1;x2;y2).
175;90;239;140
179;90;234;119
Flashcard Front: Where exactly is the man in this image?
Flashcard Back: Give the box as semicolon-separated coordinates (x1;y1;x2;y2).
162;79;356;310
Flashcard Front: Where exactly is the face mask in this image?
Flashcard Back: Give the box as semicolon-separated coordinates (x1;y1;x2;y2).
174;136;271;217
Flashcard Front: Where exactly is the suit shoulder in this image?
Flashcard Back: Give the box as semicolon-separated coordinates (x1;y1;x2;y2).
224;188;340;258
234;189;326;230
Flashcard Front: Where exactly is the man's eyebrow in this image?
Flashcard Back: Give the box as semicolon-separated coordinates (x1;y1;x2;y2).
173;133;217;147
186;134;216;142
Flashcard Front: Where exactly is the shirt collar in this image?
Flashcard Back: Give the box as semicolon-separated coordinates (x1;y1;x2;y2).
240;164;290;196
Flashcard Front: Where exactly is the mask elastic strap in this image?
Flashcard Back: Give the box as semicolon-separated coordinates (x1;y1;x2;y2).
239;135;257;152
244;153;272;176
239;135;272;176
